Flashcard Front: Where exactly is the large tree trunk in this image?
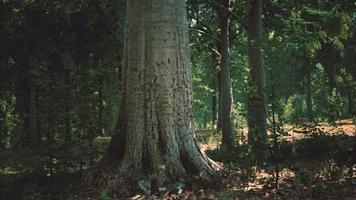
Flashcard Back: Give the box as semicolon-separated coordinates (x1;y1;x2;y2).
247;0;267;148
79;0;219;197
217;0;235;151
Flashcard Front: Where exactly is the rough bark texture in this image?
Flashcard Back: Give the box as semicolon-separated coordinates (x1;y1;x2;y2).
79;0;219;197
217;0;234;151
247;0;267;148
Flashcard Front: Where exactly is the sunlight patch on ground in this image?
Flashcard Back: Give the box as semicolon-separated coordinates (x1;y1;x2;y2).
0;167;20;175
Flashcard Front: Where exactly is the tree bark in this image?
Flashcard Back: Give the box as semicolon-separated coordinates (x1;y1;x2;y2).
29;81;39;147
247;0;267;148
305;65;313;121
349;93;354;115
211;54;218;128
217;70;222;130
217;0;235;151
0;119;4;150
98;76;104;135
52;53;72;145
64;69;72;144
20;70;39;148
79;0;219;197
212;82;217;128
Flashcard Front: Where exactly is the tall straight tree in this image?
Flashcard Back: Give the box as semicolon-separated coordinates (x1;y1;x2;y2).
0;110;4;149
80;0;219;197
303;59;314;122
247;0;267;148
214;0;235;151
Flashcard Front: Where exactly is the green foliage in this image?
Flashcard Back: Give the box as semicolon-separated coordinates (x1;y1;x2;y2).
216;191;236;200
284;94;307;123
0;93;18;147
99;191;112;200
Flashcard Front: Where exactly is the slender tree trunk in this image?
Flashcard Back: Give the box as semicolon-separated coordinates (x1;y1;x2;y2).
79;0;219;197
29;81;39;147
204;111;208;129
61;68;72;171
18;80;29;148
349;93;354;115
0;121;4;150
217;70;222;131
247;0;267;148
52;53;72;145
98;77;104;135
211;54;218;128
306;66;313;121
327;69;336;122
21;73;39;148
212;84;217;128
217;0;234;151
64;69;72;144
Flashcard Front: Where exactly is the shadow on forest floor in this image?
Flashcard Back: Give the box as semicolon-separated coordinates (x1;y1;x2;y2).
199;125;356;200
1;122;356;199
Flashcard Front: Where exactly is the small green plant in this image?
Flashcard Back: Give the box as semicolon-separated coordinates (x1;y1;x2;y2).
322;159;342;180
296;168;314;186
99;190;111;200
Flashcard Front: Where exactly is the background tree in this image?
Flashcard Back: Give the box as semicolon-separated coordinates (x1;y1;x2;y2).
247;0;267;150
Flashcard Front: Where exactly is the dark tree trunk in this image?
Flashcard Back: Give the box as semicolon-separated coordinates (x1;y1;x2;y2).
306;65;313;121
20;70;39;148
64;69;72;144
217;70;222;131
54;53;72;145
0;122;4;150
217;0;234;151
349;93;354;115
79;0;220;197
247;0;267;148
211;54;218;128
98;78;104;135
29;81;39;147
212;85;217;127
61;62;72;144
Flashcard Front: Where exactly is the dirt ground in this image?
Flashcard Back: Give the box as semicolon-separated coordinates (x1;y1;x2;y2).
132;119;356;200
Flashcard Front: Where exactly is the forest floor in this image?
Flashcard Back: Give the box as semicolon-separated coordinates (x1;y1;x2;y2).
140;119;356;200
1;119;355;199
